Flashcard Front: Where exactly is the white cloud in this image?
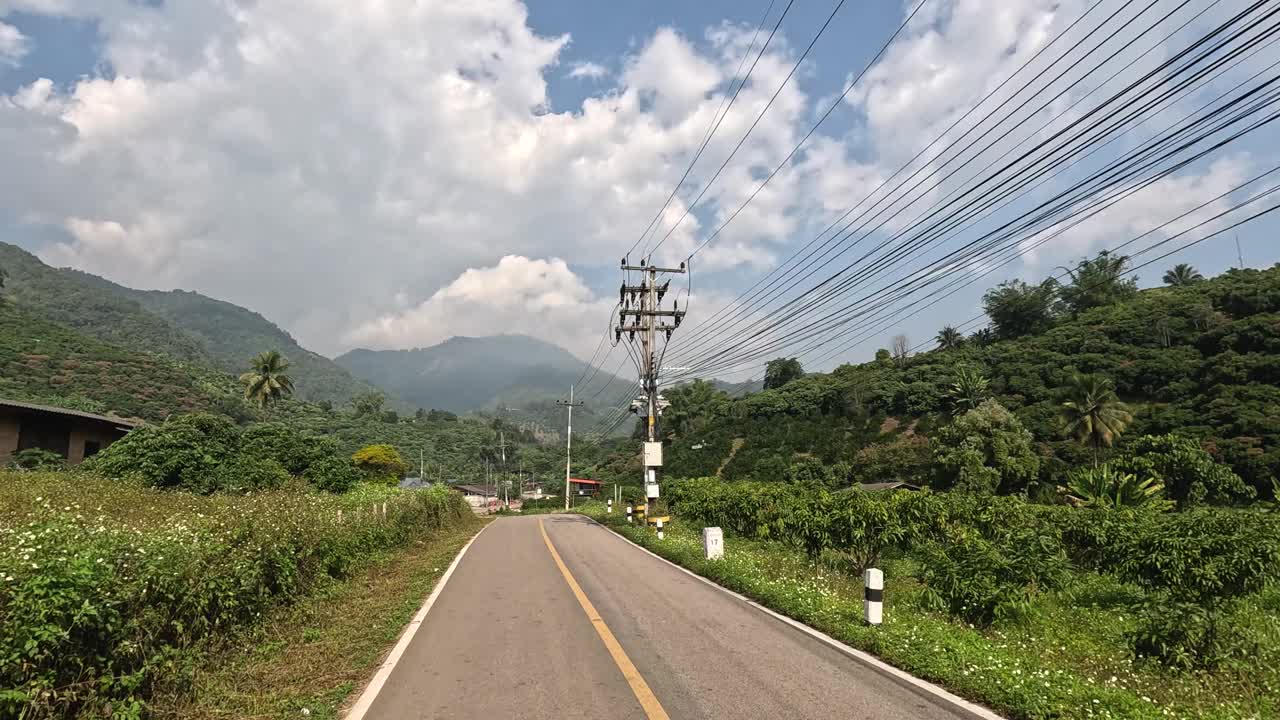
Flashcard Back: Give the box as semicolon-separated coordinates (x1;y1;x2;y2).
0;20;29;66
566;61;608;80
0;0;1262;363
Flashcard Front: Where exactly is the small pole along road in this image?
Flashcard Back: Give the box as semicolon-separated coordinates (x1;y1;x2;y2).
353;514;984;720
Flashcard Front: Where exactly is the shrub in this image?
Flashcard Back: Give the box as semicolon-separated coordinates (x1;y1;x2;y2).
0;473;473;718
11;448;64;471
1113;434;1254;508
932;400;1039;494
304;455;362;494
239;422;319;475
1058;464;1170;508
916;523;1070;626
88;413;240;491
351;444;408;484
202;455;291;494
1114;510;1280;668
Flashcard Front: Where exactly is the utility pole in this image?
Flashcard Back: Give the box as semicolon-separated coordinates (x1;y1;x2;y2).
617;256;685;508
1235;233;1246;269
496;431;509;509
556;386;584;511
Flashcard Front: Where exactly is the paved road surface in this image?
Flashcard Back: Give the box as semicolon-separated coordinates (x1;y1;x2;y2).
361;514;975;720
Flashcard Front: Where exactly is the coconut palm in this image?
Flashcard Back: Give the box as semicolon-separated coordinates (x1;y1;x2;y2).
948;366;990;415
240;350;295;409
1060;373;1132;464
935;325;964;351
1162;263;1204;287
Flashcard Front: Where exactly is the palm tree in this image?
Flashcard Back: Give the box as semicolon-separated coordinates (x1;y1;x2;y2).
948;366;990;415
935;325;963;351
1060;373;1132;464
240;350;295;409
1162;263;1204;286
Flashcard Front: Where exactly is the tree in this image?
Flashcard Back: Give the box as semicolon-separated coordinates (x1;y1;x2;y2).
1112;434;1255;508
891;334;911;367
1163;263;1204;287
935;326;963;350
982;279;1058;339
239;350;295;409
764;358;805;390
947;366;990;415
350;391;387;417
352;443;408;484
1060;373;1132;464
663;379;729;439
933;400;1040;494
1057;251;1138;315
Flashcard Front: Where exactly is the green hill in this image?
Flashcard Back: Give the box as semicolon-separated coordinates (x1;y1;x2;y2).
0;304;243;420
0;242;393;407
657;264;1280;498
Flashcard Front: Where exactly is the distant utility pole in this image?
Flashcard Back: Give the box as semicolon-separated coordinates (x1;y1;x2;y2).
617;256;685;506
496;431;509;509
556;386;584;511
1235;233;1246;269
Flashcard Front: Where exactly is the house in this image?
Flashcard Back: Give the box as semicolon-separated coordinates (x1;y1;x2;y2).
0;399;141;466
853;481;922;492
569;478;602;497
451;483;499;513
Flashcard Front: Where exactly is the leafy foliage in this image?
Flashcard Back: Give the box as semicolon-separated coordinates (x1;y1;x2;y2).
351;443;409;484
1163;263;1204;287
763;357;805;390
1112;434;1254;508
0;473;473;718
982;278;1058;339
10;448;65;471
1057;251;1139;315
932;400;1040;494
1059;464;1169;509
946;366;990;415
1060;373;1132;458
239;350;295;409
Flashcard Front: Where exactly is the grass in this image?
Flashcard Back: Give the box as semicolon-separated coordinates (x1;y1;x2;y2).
582;509;1280;720
150;519;483;720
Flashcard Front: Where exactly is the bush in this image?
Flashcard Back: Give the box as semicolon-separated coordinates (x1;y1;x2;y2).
11;448;64;471
932;400;1039;494
352;444;408;484
0;473;474;718
1113;434;1254;508
916;523;1070;626
88;413;240;491
1114;510;1280;668
239;422;319;476
202;455;291;494
304;455;362;494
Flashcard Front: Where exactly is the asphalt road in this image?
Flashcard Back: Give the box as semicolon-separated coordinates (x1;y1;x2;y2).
360;514;977;720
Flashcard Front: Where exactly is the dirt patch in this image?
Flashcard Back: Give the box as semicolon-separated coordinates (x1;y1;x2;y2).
716;438;746;477
878;417;900;435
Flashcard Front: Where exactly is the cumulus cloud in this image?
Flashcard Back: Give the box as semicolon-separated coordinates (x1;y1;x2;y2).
0;20;29;66
0;0;1260;363
566;61;608;80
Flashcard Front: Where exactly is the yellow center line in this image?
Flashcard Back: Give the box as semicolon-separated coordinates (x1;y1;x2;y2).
538;518;671;720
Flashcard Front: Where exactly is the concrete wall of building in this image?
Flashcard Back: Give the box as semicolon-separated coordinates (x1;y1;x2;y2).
0;415;20;466
67;426;122;464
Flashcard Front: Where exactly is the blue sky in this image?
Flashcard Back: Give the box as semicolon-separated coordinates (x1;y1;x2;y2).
1;0;1277;386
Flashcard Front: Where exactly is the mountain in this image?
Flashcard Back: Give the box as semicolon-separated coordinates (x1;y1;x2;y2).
336;335;634;426
0;242;392;407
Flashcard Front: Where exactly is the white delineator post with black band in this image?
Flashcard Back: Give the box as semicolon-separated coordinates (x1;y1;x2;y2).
864;568;883;625
626;505;633;523
655;518;664;540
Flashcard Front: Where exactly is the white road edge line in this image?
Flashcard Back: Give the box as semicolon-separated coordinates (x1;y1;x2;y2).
584;516;1006;720
344;521;491;720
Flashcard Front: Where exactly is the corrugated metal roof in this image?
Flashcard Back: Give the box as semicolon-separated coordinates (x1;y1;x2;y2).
451;484;496;496
0;399;142;428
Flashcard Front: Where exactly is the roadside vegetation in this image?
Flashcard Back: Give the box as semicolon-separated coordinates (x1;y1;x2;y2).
0;473;474;719
588;483;1280;720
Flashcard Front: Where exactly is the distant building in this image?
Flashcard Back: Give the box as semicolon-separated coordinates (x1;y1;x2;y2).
0;399;141;466
852;481;922;492
451;483;499;513
569;478;602;497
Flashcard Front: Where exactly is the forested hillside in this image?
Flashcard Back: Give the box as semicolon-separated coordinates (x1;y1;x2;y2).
0;304;243;420
0;242;393;406
659;261;1280;500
